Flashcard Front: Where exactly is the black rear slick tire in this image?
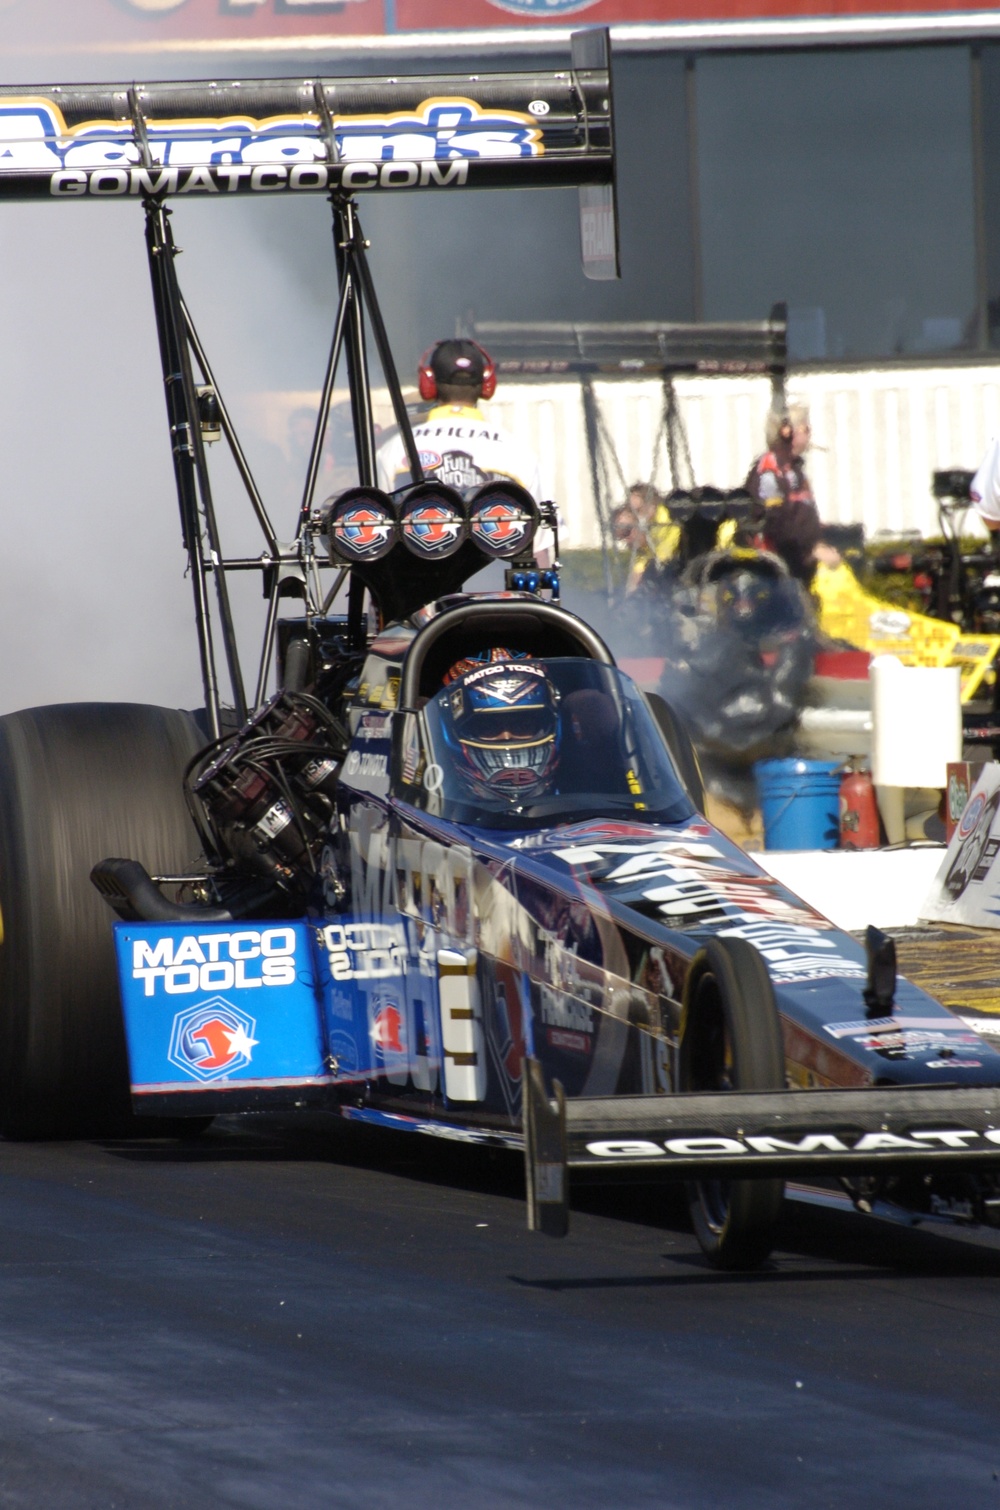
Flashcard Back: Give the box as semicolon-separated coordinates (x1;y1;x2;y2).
0;703;204;1138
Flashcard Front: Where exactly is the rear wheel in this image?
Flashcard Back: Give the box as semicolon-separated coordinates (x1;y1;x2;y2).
678;937;786;1269
0;703;205;1137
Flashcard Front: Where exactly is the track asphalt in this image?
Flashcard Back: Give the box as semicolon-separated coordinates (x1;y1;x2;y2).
0;1116;997;1508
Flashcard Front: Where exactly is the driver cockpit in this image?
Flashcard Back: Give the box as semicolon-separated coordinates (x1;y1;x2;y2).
398;650;692;831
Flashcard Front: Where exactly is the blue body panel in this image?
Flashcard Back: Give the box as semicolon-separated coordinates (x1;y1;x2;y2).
314;915;440;1095
115;913;450;1106
116;921;331;1100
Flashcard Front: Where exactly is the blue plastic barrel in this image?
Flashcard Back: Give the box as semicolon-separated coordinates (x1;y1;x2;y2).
754;758;841;851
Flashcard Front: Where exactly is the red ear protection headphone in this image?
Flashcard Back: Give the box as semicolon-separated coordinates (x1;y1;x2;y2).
418;340;496;403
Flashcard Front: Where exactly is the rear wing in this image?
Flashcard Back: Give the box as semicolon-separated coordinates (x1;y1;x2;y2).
0;52;612;207
469;306;787;587
470;307;788;378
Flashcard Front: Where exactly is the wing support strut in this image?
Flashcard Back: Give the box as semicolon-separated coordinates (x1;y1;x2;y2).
141;178;429;713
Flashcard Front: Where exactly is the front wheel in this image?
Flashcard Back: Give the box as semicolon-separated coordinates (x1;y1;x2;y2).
678;936;786;1269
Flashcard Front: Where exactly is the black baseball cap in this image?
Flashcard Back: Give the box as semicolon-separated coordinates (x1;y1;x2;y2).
430;339;486;387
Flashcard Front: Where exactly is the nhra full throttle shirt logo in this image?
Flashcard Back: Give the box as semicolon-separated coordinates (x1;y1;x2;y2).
167;998;259;1084
436;452;486;493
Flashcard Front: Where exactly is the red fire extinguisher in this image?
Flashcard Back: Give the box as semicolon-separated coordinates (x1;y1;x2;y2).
839;763;880;849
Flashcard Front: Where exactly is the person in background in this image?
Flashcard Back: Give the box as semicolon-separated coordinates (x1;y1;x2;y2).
970;435;1000;533
289;401;358;501
377;337;552;566
745;405;838;586
611;482;676;593
376;339;540;499
611;482;663;550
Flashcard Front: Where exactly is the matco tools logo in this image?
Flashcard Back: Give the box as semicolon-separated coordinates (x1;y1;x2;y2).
470;499;532;556
958;789;987;838
131;927;297;996
373;1000;406;1054
168;998;259;1084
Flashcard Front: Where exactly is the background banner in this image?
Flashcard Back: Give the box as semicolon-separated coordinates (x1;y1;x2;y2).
2;0;999;52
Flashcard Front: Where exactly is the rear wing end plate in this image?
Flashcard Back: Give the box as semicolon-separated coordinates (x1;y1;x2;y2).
523;1057;1000;1237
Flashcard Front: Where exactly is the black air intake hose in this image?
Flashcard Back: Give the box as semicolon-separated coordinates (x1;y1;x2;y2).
91;858;232;923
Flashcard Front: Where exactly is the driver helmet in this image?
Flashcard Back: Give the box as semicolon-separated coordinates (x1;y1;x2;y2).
442;645;524;686
445;660;560;801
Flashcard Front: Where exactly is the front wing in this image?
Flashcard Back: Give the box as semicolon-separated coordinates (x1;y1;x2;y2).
523;1058;1000;1236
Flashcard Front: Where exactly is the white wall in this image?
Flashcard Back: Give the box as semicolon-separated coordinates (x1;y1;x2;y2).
486;364;1000;549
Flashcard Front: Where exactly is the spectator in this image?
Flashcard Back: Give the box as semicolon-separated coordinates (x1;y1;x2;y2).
745;405;837;586
610;482;677;593
289;401;358;501
376;339;539;498
377;338;551;563
970;436;1000;532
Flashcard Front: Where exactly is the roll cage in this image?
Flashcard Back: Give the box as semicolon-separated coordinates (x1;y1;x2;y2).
398;598;615;709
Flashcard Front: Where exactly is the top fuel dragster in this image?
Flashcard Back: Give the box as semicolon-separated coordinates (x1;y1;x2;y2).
0;36;999;1269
